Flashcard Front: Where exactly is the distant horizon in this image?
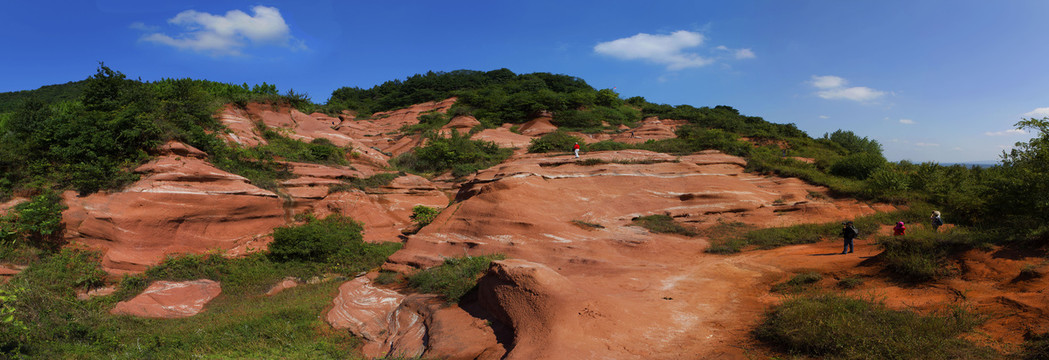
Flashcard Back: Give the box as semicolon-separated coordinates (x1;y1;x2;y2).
3;1;1046;163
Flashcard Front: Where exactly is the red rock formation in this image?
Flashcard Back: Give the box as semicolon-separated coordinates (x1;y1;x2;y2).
63;142;286;273
110;279;221;318
384;149;889;358
326;277;503;359
517;116;557;136
472;124;534;151
439;115;481;137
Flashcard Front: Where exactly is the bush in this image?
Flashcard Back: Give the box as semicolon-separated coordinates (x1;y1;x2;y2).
328;172;404;193
269;215;364;263
0;192;67;251
411;205;440;226
408;254;506;303
878;229;984;283
755;294;987;359
393;131;511;177
528;131;585;153
830;152;887;180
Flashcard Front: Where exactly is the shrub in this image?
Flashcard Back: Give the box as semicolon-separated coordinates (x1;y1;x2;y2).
2;191;67;251
528;131;585;153
755;294;987;359
411;205;440;226
393;131;511;177
837;277;864;289
571;220;605;230
408;254;506;303
269;215;364;263
879;228;985;283
631;215;697;236
830;152;887;180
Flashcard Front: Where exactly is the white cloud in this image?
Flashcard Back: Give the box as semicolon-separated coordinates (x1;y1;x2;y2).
952;147;963;151
985;129;1027;136
594;30;719;70
811;75;846;89
809;75;887;102
915;142;940;147
1023;107;1049;118
817;87;886;101
899;119;915;125
139;6;304;56
819;115;829;119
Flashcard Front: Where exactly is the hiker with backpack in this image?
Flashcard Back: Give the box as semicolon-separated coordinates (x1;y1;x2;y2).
840;221;859;254
931;211;944;231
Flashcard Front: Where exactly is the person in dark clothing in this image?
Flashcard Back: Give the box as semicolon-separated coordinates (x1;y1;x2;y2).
931;211;944;231
840;221;858;254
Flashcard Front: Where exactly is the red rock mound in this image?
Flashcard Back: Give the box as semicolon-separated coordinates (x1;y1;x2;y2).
517;116;557;136
439;115;481;137
472;124;535;151
110;279;221;318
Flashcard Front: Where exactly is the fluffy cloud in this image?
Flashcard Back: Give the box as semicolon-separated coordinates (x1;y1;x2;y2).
985;129;1027;136
139;6;303;56
595;31;713;70
915;142;940;147
1023;107;1049;118
899;119;915;125
733;48;756;59
809;75;886;102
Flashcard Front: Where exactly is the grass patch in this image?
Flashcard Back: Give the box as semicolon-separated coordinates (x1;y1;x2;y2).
571;220;605;230
771;272;822;293
1;214;402;358
755;293;990;359
407;254;506;303
631;215;697;237
837;277;864;289
879;227;985;283
705;205;937;254
392;131;511;177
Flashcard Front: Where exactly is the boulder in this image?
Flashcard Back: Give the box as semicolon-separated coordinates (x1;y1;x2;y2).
110;280;221;318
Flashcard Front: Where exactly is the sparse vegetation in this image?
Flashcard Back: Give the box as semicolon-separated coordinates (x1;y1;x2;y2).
407;254;506;303
571;220;605;230
631;214;698;237
755;293;988;359
771;272;822;293
329;172;404;193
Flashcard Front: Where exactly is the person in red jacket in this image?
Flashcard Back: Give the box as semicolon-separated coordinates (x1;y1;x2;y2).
573;142;580;158
893;221;906;236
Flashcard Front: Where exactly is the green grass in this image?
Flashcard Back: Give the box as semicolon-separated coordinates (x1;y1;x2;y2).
407;254;506;303
755;293;990;359
705;205;937;254
878;227;986;283
836;277;864;289
631;215;698;237
770;272;822;293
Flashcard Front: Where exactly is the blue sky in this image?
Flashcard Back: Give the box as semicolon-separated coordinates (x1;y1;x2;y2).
3;0;1047;163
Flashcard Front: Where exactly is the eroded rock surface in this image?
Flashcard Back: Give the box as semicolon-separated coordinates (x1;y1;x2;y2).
63;142;286;273
326;277;503;359
110;279;221;318
385;149;889;358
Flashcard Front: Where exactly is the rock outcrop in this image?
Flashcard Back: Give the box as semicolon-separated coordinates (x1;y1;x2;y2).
110;279;221;318
326;277;503;359
385;149;890;358
63;142;286;273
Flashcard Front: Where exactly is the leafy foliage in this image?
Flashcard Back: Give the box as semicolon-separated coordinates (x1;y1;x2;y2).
631;215;698;236
411;205;440;226
392;131;511;177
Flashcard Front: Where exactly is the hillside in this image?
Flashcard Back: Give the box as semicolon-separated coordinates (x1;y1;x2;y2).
1;67;1048;358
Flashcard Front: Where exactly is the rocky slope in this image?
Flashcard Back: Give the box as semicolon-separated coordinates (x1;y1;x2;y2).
42;98;1049;358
